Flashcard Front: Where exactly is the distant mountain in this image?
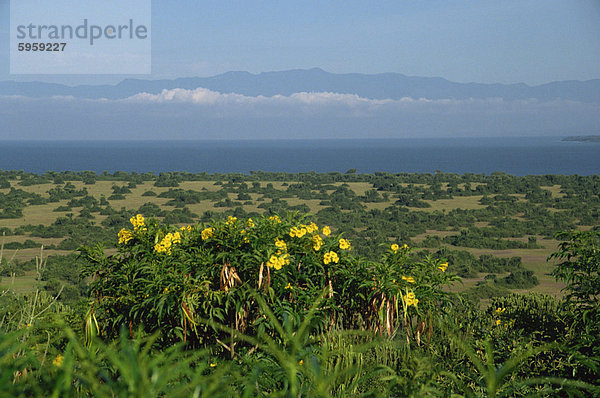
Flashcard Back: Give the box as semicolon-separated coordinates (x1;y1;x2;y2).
563;135;600;143
1;68;599;102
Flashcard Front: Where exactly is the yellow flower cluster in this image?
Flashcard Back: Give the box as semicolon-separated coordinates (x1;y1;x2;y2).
322;226;331;236
118;228;134;244
290;222;320;242
305;222;319;234
226;216;237;226
284;282;293;290
154;231;182;254
323;251;339;265
403;291;419;307
180;225;192;233
289;226;307;238
267;253;290;270
201;227;214;240
275;238;287;250
312;234;323;251
130;214;145;230
247;218;255;228
495;307;506;315
269;215;281;223
402;275;415;284
438;262;448;272
391;243;409;253
339;238;351;250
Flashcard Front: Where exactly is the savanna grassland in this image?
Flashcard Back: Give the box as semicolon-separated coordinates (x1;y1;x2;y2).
0;170;599;396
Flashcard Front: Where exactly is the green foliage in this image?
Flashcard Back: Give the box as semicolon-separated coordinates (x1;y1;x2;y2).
80;213;458;355
551;229;600;383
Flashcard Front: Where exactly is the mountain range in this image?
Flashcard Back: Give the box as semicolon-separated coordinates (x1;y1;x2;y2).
1;68;599;102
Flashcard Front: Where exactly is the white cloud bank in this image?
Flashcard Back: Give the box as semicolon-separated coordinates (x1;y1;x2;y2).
1;88;599;139
119;87;599;117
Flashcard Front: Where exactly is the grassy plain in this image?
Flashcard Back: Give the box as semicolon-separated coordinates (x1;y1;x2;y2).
0;177;582;297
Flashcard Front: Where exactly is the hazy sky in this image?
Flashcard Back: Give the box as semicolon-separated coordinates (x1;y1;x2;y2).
1;0;599;85
1;1;599;140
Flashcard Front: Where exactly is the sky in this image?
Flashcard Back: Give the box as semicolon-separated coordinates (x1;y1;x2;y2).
0;0;599;140
1;0;599;85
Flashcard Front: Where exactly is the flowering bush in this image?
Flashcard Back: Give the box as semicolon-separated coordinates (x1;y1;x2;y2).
80;213;458;353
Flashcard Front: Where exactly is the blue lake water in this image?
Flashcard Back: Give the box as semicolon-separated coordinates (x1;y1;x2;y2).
0;137;598;175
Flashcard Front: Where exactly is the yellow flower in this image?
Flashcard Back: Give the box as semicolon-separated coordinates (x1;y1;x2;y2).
312;234;323;251
403;291;419;307
284;283;293;290
495;319;502;326
53;354;64;367
180;225;192;233
247;218;255;228
171;231;181;244
438;262;448;272
298;359;304;365
154;243;168;253
305;222;318;234
322;226;331;236
201;227;214;240
289;227;307;238
275;238;287;249
154;231;182;254
391;243;399;253
402;276;415;284
323;251;339;265
210;363;217;367
130;214;145;229
226;216;237;225
267;254;287;270
118;228;134;244
495;307;506;314
163;287;169;293
269;215;281;223
339;238;351;250
402;244;409;249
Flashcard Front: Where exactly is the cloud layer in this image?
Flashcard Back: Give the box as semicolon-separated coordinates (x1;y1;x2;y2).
1;87;599;140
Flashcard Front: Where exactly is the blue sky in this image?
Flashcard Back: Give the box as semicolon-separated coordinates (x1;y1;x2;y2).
1;0;599;84
1;1;599;140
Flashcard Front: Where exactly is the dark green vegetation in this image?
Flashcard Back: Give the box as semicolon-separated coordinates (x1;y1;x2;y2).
0;170;599;396
2;169;599;299
0;213;599;396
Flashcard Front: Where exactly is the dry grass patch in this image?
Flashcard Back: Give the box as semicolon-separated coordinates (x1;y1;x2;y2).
178;181;222;191
0;272;41;294
0;204;71;229
12;183;55;196
420;195;485;212
285;198;325;214
544;185;565;198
